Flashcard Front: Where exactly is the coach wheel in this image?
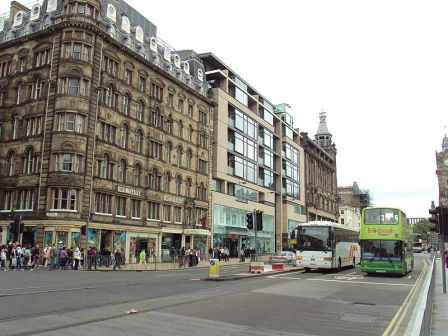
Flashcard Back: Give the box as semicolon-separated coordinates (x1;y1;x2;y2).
304;267;310;273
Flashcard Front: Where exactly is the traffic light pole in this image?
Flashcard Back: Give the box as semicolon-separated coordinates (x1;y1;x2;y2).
253;209;258;262
440;209;446;293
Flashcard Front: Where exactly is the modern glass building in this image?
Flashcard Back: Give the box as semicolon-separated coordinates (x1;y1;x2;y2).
199;53;306;255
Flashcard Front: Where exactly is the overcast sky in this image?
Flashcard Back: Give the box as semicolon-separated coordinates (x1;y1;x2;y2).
1;0;446;218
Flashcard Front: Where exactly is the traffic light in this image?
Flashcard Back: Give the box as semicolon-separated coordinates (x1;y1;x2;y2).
256;210;263;231
246;213;253;230
429;206;440;232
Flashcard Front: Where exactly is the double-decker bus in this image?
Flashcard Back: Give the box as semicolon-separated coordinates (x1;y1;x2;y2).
293;221;360;272
360;207;414;275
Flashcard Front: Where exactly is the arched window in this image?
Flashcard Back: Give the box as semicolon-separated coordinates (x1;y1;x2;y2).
164;172;171;192
100;154;110;178
165;142;172;163
197;182;207;201
135;129;142;153
34;77;42;99
175;175;182;195
23;148;35;174
165;115;172;134
133;164;141;186
136;100;144;121
188;125;193;143
178;119;183;139
186;149;193;170
176;145;182;167
118;159;126;182
151;108;159;127
199;130;208;148
16;84;23;104
120;124;128;148
185;178;192;198
149;167;160;190
122;93;130;115
9;152;16;176
104;84;116;107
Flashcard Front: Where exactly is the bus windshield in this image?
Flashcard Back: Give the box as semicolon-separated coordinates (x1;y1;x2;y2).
297;226;330;251
364;208;399;225
361;240;402;261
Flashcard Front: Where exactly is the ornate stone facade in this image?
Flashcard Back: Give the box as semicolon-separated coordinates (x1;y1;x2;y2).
0;0;214;260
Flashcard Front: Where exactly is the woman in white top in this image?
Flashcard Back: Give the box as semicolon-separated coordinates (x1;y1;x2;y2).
73;247;82;270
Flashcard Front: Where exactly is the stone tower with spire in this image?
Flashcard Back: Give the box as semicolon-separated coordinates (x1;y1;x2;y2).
314;110;337;160
435;134;448;207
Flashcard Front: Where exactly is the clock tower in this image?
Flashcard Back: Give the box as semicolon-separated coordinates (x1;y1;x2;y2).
436;134;448;207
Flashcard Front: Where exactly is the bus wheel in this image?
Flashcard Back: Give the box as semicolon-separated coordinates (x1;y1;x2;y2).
304;267;310;273
352;257;356;268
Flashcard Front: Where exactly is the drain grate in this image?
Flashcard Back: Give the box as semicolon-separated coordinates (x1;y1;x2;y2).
341;313;377;324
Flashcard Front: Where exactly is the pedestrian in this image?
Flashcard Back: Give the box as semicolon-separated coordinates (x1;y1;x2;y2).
139;249;148;269
44;246;51;267
50;244;59;270
240;248;245;262
445;250;448;268
1;245;7;271
224;247;229;262
59;247;67;270
73;247;81;270
113;249;122;270
32;244;40;269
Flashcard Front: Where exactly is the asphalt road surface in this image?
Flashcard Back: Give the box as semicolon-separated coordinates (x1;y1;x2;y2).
0;254;430;336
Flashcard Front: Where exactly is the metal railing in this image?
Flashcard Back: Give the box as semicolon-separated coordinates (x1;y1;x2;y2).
404;253;436;336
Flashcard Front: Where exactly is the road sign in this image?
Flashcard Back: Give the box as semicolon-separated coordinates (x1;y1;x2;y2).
209;259;220;278
428;231;439;245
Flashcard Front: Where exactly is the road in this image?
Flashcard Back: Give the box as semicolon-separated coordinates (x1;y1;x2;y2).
0;254;430;336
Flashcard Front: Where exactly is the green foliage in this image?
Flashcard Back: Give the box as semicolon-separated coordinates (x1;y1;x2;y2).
413;219;430;240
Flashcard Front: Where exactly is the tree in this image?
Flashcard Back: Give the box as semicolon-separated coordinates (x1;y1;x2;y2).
413;219;430;241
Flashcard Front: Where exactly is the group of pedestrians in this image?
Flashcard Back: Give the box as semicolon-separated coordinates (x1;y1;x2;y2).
0;242;126;271
1;243;40;271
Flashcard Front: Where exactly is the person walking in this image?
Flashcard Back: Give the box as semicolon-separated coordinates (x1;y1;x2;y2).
139;249;148;269
44;246;51;268
73;247;81;270
113;249;122;270
1;245;7;271
59;247;67;270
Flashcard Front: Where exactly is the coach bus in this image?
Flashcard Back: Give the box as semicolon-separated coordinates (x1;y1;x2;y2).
293;221;360;272
360;207;414;275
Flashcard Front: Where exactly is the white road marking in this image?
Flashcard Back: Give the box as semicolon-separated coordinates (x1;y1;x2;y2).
308;278;414;286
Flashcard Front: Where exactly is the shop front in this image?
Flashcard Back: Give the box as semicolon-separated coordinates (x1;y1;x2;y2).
44;226;81;249
184;228;211;260
127;232;158;263
213;204;275;257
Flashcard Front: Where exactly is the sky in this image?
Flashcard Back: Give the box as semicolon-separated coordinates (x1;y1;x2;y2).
1;0;446;218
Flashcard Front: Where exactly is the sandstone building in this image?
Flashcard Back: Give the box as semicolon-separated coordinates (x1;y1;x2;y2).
0;0;213;261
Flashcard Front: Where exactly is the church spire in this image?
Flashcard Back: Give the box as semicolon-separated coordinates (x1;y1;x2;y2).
315;109;332;147
442;126;448;152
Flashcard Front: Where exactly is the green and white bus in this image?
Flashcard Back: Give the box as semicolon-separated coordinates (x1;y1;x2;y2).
360;207;414;275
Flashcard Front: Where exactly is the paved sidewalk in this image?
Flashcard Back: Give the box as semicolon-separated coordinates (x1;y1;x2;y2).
432;258;448;336
81;257;260;272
